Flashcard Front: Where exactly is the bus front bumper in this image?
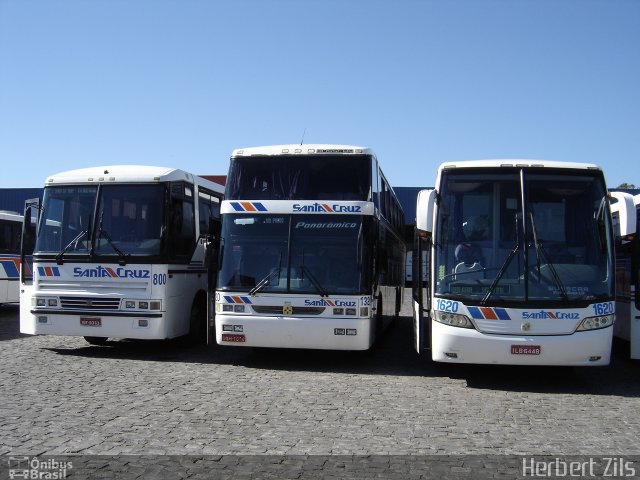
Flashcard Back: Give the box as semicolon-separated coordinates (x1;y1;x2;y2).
431;321;613;366
216;314;374;350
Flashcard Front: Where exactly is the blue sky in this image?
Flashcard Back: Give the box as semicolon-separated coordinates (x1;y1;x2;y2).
0;0;638;189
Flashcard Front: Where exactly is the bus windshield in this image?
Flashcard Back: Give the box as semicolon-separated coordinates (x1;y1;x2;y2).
434;169;614;305
35;184;165;257
217;214;369;295
225;155;371;201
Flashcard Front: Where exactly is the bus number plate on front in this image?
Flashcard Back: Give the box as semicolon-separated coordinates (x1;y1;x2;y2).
511;345;541;355
222;333;245;343
80;317;102;327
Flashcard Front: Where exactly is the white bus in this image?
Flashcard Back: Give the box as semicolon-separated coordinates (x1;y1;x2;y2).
612;192;640;358
412;160;635;365
215;145;405;350
20;165;223;345
0;211;24;305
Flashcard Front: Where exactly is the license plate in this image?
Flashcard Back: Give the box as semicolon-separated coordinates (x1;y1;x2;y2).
222;333;245;343
80;317;102;327
511;345;541;355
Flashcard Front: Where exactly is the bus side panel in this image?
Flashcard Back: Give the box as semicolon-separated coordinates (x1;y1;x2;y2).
631;286;640;359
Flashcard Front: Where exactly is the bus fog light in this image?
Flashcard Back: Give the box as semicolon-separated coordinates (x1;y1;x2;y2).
138;319;149;327
577;314;613;331
346;329;357;336
433;310;474;329
345;308;357;316
589;356;602;362
222;324;234;331
445;352;458;359
38;316;48;324
333;308;344;315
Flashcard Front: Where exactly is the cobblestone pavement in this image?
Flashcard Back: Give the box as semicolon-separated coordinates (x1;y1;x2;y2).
1;295;640;477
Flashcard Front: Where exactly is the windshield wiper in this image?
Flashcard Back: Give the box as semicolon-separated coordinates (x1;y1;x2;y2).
529;211;569;302
300;265;328;297
482;213;521;305
56;229;89;265
299;249;328;297
249;251;282;296
482;242;519;305
249;268;281;296
95;211;129;266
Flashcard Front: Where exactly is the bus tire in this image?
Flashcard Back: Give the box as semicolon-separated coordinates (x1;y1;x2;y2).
84;336;108;346
188;297;206;345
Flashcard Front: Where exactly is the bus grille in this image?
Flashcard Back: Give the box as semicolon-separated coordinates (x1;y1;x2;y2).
252;306;325;315
59;296;121;310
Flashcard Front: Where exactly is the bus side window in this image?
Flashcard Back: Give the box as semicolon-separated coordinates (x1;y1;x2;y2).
168;197;195;261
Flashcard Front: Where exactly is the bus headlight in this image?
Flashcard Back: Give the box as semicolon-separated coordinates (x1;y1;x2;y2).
433;310;475;329
576;314;614;331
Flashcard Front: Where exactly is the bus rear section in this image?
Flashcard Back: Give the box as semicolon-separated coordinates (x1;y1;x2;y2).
414;160;629;365
0;211;23;305
215;145;405;350
20;165;223;344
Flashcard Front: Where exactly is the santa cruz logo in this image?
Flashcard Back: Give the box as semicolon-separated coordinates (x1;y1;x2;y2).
522;311;580;320
304;299;357;307
292;203;362;213
73;266;150;278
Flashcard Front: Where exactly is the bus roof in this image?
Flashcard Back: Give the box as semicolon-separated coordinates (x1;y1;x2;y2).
44;165;224;193
231;144;374;157
437;159;602;171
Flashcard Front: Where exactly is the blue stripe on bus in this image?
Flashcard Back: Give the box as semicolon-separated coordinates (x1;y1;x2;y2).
467;306;483;319
0;260;19;278
240;296;252;304
494;308;511;320
253;203;267;212
230;202;244;212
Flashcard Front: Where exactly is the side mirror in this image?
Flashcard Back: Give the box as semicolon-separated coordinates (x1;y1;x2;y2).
610;191;637;242
416;189;436;235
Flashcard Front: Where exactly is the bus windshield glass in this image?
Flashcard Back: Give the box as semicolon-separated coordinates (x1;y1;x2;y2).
434;169;614;305
35;185;165;257
225;155;371;201
217;214;368;295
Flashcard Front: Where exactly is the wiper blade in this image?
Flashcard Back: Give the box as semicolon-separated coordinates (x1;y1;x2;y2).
249;268;281;296
95;211;129;266
482;243;518;305
529;212;568;302
300;265;328;297
56;229;89;265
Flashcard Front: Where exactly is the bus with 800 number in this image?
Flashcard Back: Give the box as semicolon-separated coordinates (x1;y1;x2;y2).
215;145;405;350
0;211;24;305
412;160;635;365
20;165;223;345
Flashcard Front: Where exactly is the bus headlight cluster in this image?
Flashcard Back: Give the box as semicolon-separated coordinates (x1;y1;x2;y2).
123;299;162;311
33;296;58;308
576;314;614;331
433;310;474;329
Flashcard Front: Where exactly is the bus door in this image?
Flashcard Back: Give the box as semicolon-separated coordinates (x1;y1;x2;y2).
20;198;39;334
412;228;430;353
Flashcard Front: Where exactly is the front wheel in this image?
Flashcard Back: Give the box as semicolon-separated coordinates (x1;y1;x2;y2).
84;336;108;346
188;298;206;345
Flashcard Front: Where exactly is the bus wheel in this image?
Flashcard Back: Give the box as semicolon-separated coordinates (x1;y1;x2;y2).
84;336;108;346
188;298;206;345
